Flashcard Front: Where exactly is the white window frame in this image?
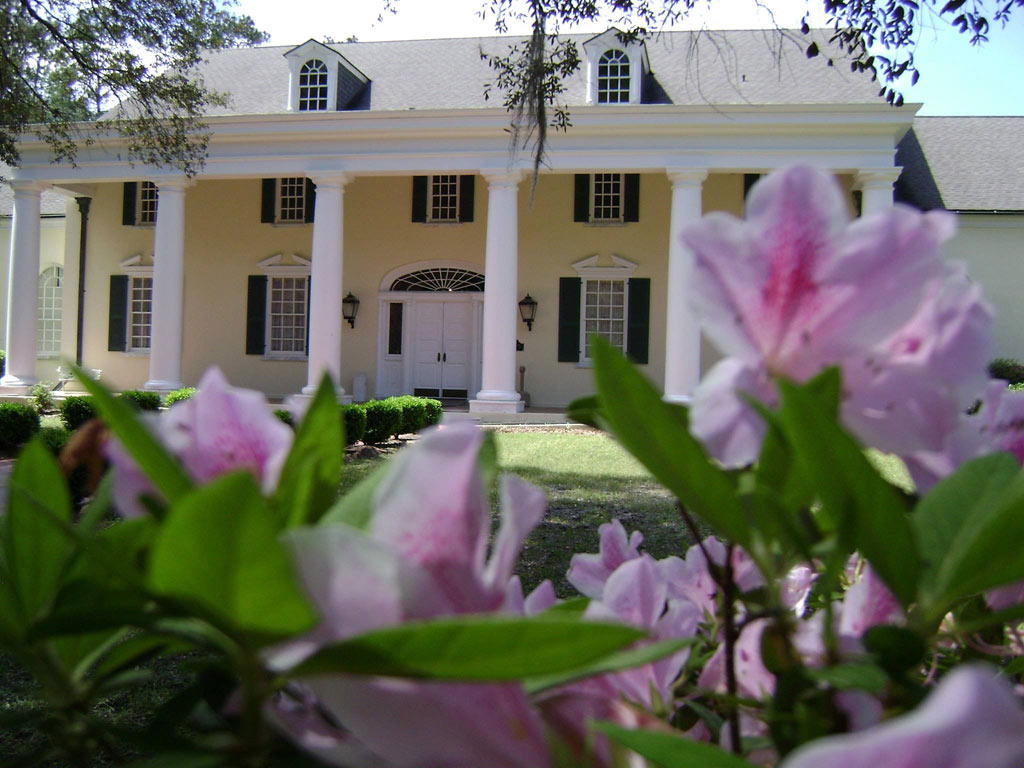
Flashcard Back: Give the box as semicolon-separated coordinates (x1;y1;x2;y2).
572;254;637;365
596;49;631;104
428;174;460;223
137;181;158;226
121;255;155;354
258;254;311;359
37;265;63;358
298;59;329;112
591;173;625;223
582;30;647;105
277;177;307;223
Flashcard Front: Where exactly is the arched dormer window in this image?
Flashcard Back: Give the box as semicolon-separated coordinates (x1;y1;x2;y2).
597;50;630;104
298;59;329;111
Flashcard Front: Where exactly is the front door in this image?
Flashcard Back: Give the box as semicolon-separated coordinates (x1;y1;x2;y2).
413;300;472;398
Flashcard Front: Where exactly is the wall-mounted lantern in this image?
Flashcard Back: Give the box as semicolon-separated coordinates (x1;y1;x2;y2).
518;294;538;332
342;292;360;328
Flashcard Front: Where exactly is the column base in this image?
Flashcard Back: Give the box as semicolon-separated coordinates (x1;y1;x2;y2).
0;374;38;390
301;384;349;402
144;379;184;393
663;394;693;406
469;396;524;414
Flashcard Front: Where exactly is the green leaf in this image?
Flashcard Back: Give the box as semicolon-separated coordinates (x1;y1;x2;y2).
291;616;646;680
4;440;74;623
591;339;748;546
566;394;604;429
85;633;189;686
478;430;499;495
320;454;397;529
594;722;756;768
28;580;152;640
776;371;921;606
862;625;926;680
272;374;343;529
917;455;1024;621
72;364;193;506
147;472;317;638
914;452;1018;576
525;637;697;694
806;662;888;694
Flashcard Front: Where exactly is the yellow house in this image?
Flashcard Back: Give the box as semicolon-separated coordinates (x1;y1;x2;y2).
7;29;1005;410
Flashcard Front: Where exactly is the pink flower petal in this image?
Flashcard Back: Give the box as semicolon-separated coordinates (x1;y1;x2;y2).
689;359;775;468
567;519;643;598
781;666;1024;768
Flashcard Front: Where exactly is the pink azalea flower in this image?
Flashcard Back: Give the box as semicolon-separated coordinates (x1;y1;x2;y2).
838;562;903;639
780;666;1024;768
682;165;988;467
275;424;558;768
567;518;644;598
104;366;293;517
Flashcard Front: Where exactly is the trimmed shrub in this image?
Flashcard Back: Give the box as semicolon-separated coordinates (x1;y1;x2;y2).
60;396;96;431
388;395;427;436
119;389;162;411
422;398;443;428
0;402;41;452
29;382;56;414
164;386;197;406
1010;382;1024;392
989;358;1024;385
363;399;403;445
274;409;295;428
341;404;367;445
39;424;71;454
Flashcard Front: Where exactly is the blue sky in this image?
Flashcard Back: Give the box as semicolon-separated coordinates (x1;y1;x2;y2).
234;0;1024;115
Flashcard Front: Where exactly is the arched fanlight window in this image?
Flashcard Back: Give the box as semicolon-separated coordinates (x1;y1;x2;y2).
298;59;329;111
597;49;630;104
37;265;63;356
390;268;485;292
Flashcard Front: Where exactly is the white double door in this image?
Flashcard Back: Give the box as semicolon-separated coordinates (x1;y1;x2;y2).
413;300;473;398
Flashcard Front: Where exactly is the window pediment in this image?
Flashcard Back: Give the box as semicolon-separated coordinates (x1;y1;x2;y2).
258;253;311;276
572;253;637;280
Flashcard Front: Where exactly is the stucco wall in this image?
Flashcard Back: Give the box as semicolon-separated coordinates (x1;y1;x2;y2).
76;171;859;405
944;214;1024;362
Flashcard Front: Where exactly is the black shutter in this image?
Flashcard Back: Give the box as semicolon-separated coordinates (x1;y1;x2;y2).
412;176;428;222
558;277;582;362
261;178;276;223
245;275;267;355
305;276;311;354
626;278;650;365
304;178;316;223
743;173;761;201
573;174;590;222
122;182;137;226
852;189;863;218
108;275;128;351
623;174;640;222
458;175;475;222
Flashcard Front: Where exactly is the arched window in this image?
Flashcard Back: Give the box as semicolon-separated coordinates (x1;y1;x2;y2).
390;268;485;292
298;59;329;111
37;265;63;357
597;49;630;104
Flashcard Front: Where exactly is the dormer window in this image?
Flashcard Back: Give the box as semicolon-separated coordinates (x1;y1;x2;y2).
298;60;329;111
597;50;630;104
583;28;649;105
285;39;370;113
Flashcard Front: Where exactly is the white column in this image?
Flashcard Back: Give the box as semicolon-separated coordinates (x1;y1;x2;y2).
664;169;708;403
856;168;902;217
470;171;524;413
1;181;45;388
303;173;349;397
145;178;189;391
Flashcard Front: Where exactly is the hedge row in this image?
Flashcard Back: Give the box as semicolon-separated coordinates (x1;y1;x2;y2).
343;396;443;446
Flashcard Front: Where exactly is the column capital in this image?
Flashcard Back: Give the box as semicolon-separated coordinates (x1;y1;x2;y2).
855;168;902;189
307;172;351;189
481;170;523;189
8;179;48;195
665;168;708;188
154;177;194;193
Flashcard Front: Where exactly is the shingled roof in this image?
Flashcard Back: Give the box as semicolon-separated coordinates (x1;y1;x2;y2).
0;165;68;217
189;29;883;117
896;117;1024;213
